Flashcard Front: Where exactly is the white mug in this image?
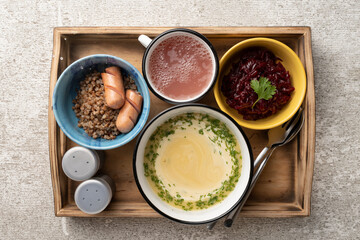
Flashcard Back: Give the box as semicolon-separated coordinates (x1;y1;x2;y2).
138;28;219;105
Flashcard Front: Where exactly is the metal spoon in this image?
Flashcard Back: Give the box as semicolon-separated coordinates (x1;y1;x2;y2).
207;107;305;230
253;107;305;169
223;107;305;227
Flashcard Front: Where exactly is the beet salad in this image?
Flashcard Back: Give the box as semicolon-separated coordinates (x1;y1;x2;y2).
221;47;295;120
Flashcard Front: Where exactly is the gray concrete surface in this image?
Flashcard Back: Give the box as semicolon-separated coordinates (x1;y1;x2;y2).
0;0;359;239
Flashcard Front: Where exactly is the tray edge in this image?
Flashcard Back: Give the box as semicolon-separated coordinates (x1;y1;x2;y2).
302;27;316;217
49;28;62;216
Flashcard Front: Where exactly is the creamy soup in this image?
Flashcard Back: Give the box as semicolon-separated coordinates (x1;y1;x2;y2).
143;112;242;211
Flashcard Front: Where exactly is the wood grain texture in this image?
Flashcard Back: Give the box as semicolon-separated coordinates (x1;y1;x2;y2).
48;27;315;217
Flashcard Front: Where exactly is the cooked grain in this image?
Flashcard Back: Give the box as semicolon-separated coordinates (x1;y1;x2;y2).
72;70;137;140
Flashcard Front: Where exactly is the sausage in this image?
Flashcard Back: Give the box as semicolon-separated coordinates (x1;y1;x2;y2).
115;103;136;133
101;66;125;109
116;90;143;133
126;89;143;113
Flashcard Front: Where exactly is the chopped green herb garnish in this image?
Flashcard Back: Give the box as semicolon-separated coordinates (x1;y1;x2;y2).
143;112;242;210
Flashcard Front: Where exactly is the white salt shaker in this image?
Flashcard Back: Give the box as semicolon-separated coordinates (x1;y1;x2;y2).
62;146;104;181
74;175;115;214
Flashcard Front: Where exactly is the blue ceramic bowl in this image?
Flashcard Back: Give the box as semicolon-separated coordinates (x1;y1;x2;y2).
52;54;150;150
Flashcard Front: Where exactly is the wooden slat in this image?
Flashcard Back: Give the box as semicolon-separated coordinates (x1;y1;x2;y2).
302;27;316;216
53;26;310;35
49;28;62;216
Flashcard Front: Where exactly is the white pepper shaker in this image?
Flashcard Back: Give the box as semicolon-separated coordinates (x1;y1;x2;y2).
74;175;115;214
62;146;104;181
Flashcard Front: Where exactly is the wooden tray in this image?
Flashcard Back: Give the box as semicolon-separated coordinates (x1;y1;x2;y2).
49;27;315;217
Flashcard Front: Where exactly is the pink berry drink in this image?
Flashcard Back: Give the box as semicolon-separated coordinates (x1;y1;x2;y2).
147;33;215;101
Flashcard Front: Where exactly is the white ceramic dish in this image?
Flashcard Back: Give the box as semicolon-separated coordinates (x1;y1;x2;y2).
133;104;253;224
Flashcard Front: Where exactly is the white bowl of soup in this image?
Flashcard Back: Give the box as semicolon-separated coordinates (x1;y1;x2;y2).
133;104;253;224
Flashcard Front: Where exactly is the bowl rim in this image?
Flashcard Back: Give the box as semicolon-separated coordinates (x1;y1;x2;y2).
132;103;254;224
141;28;219;105
52;54;151;150
214;37;306;130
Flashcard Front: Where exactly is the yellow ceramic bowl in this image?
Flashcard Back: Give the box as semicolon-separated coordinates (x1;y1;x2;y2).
214;38;306;130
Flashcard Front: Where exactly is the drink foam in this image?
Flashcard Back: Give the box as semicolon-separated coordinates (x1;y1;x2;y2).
147;32;214;101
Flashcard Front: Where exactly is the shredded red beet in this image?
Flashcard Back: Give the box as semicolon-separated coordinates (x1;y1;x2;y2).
221;47;295;120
